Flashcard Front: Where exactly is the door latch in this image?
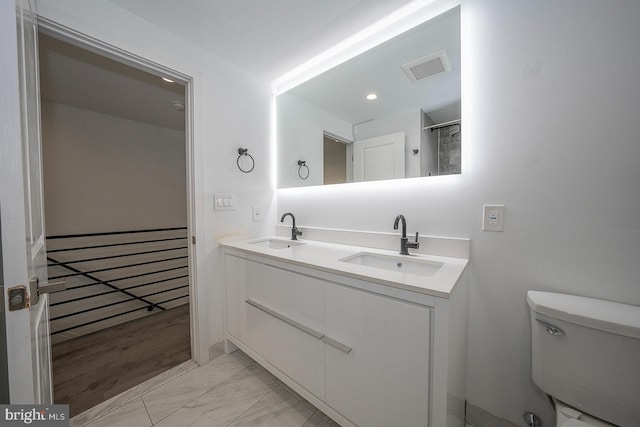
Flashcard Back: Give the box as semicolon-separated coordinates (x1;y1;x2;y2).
8;285;29;311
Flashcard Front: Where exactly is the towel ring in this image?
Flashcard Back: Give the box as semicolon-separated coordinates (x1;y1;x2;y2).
297;160;309;180
237;148;255;173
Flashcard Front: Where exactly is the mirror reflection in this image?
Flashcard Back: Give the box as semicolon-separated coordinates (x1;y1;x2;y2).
277;6;461;188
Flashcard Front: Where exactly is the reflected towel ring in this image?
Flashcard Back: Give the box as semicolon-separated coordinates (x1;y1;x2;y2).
297;160;309;180
237;148;255;173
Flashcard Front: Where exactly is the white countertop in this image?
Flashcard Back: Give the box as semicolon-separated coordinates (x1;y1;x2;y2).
221;236;468;298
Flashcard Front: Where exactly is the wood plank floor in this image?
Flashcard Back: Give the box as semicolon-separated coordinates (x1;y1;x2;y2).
52;304;191;417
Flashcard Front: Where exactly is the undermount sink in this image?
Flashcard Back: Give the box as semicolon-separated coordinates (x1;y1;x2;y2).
249;238;305;249
340;252;443;277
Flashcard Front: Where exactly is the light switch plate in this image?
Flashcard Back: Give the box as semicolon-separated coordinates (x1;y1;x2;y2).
483;204;505;231
214;194;237;211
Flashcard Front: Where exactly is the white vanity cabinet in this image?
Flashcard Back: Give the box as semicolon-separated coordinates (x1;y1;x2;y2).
223;245;468;427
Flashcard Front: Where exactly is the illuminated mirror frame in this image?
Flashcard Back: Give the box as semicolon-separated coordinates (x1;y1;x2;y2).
272;0;462;190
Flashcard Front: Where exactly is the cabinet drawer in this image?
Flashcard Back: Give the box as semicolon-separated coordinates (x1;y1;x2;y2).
325;283;432;427
226;255;324;339
225;254;325;399
245;298;325;398
245;258;324;334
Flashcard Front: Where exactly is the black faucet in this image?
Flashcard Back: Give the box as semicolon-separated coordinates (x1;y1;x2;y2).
281;212;302;241
393;214;420;255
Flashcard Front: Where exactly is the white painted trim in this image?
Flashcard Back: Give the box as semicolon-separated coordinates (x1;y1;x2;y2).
183;65;205;365
34;18;207;366
37;18;192;83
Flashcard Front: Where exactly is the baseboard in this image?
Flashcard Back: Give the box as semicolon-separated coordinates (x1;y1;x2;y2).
466;402;519;427
209;341;226;361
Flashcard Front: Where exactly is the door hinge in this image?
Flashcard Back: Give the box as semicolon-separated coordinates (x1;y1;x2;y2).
192;236;196;245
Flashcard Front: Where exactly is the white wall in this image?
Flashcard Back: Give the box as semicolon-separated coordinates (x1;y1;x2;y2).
36;0;275;364
278;0;640;425
42;101;187;235
277;93;352;188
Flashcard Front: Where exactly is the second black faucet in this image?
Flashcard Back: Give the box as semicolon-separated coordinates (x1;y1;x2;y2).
393;214;420;255
281;212;302;241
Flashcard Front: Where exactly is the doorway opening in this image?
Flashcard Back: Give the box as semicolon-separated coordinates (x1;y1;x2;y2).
323;135;348;185
323;131;353;185
38;31;193;416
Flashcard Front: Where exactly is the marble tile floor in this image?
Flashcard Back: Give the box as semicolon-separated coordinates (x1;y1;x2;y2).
71;349;339;427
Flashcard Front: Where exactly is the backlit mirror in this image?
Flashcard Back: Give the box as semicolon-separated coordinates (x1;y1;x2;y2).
277;6;460;188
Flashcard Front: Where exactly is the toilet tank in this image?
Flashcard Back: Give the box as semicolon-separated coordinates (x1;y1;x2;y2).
527;291;640;427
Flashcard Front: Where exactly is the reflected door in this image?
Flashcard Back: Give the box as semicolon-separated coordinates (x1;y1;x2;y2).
353;132;405;182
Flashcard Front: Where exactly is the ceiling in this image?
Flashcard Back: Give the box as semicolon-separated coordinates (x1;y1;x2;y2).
39;0;455;131
39;33;186;131
106;0;417;83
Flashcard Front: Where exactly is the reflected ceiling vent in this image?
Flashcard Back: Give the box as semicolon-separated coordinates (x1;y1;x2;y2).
401;49;451;83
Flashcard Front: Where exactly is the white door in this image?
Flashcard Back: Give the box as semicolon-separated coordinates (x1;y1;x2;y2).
0;0;53;404
353;131;405;182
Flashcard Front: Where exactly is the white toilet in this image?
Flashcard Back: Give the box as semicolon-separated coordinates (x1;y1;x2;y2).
527;291;640;427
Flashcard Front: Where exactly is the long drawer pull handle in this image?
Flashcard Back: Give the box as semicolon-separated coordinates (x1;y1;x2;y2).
245;299;353;353
245;299;324;339
321;336;352;353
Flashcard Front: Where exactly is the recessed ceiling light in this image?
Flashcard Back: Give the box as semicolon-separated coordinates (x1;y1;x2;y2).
162;77;175;83
366;93;378;100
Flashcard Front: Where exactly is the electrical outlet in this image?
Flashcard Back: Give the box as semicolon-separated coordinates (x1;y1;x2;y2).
489;210;499;225
483;205;505;231
252;206;262;222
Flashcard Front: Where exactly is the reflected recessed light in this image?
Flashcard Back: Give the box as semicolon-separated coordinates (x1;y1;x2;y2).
366;93;378;100
162;77;175;83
